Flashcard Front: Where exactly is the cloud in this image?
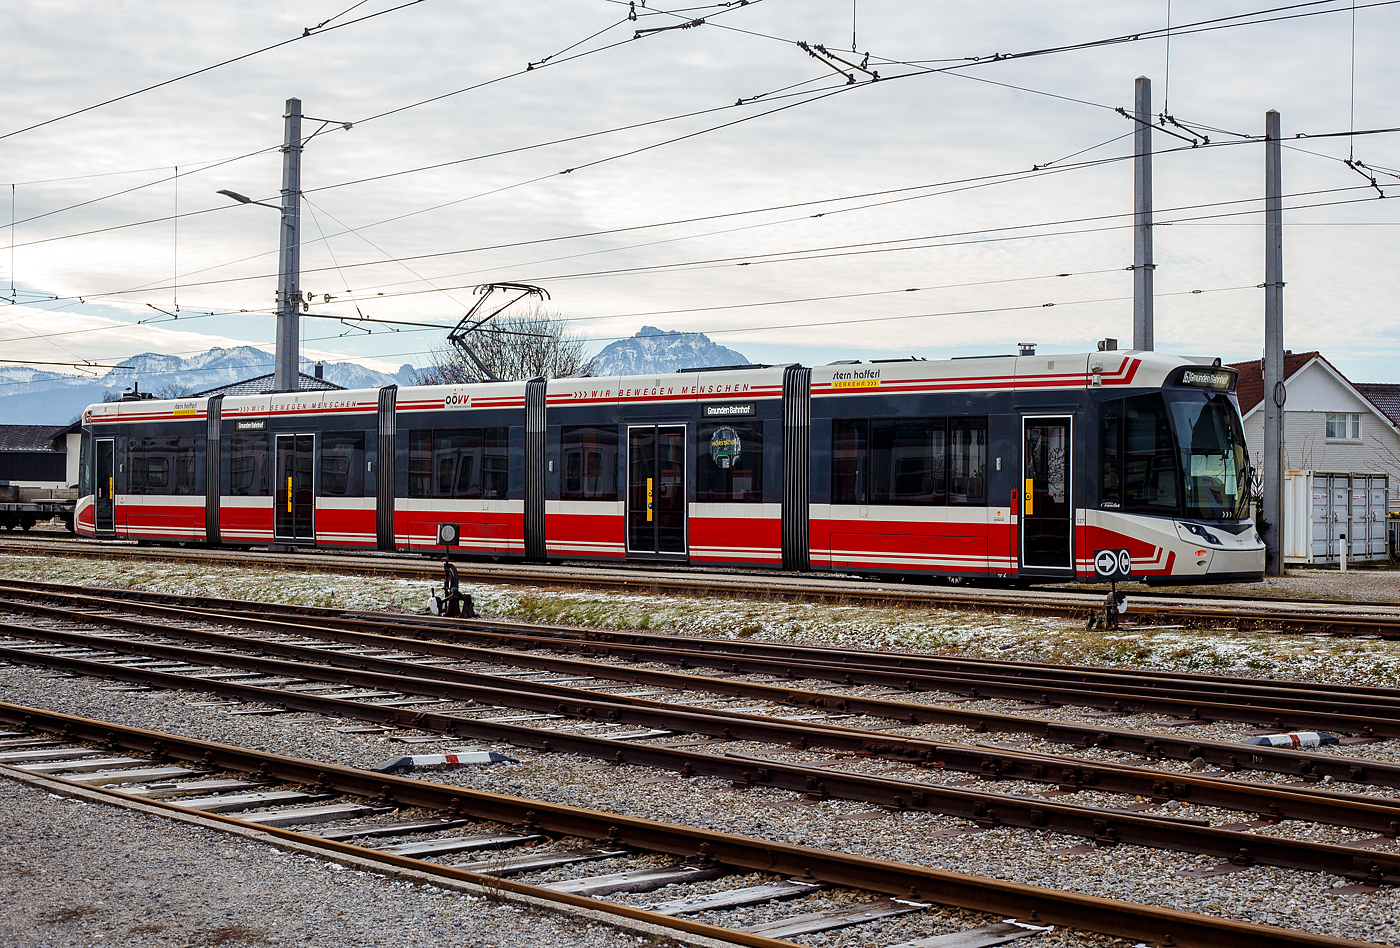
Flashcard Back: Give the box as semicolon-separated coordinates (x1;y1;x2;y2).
2;1;1397;383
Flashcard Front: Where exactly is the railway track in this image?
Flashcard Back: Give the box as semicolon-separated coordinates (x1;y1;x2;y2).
2;534;1397;636
7;577;1400;746
0;702;1383;948
3;580;1400;892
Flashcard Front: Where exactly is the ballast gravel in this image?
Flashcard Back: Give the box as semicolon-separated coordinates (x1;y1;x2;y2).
0;779;672;948
4;671;1400;946
4;552;1400;944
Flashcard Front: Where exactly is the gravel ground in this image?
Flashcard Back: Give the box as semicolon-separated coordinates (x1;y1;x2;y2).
1;553;1398;687
3;669;1398;946
5;551;1400;945
1064;566;1400;603
0;778;675;948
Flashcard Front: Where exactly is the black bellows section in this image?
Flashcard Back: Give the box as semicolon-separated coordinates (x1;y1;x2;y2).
525;378;548;561
376;385;397;551
204;396;223;546
781;365;811;571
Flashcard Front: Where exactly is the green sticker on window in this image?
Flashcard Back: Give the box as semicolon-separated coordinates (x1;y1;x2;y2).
710;426;741;470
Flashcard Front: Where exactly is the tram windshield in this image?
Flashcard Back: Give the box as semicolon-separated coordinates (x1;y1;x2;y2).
1166;390;1249;521
78;431;91;496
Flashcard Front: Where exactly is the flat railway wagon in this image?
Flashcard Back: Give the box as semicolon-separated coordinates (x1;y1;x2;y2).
73;348;1264;585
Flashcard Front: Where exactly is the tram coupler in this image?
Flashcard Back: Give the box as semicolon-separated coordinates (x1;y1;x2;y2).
1086;582;1128;631
428;524;474;618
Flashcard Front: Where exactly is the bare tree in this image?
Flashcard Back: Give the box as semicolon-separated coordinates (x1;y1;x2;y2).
418;305;592;384
100;380;193;402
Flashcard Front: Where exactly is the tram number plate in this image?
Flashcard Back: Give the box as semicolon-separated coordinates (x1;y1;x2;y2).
1094;549;1132;580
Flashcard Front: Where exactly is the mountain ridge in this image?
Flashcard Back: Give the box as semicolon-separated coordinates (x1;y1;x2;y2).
0;346;417;424
586;326;750;377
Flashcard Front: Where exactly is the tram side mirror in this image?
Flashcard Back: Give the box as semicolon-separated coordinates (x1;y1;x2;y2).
437;523;460;546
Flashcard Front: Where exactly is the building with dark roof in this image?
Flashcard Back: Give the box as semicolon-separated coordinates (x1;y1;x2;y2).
1355;383;1400;428
0;424;72;488
1228;351;1400;513
192;369;345;398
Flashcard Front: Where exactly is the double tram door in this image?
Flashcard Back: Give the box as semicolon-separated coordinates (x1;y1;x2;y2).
94;438;115;535
626;425;686;557
1021;417;1073;573
275;433;316;542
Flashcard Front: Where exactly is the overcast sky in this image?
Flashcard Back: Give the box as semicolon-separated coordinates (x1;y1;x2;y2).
2;0;1397;383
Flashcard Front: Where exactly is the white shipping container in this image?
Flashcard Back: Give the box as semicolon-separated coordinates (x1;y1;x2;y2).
1283;471;1390;565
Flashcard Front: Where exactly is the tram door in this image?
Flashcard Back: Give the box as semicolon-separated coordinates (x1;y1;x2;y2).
627;425;686;557
275;434;316;541
94;438;115;535
1021;417;1073;572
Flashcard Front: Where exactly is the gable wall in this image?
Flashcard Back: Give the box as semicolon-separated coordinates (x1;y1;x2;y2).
1240;362;1400;511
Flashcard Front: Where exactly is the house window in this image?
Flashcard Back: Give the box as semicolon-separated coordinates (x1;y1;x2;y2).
1325;413;1362;441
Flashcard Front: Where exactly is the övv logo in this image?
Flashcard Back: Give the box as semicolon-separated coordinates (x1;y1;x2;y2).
1093;548;1132;580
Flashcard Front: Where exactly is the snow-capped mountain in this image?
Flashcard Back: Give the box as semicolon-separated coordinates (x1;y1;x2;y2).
587;327;751;377
0;347;419;425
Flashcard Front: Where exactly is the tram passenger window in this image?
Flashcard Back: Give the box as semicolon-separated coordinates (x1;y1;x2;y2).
1122;393;1180;513
433;429;480;498
408;430;432;498
831;420;868;504
560;426;619;501
173;439;196;494
127;436;196;495
948;420;987;505
319;431;365;496
455;455;476;495
230;432;271;496
1101;407;1121;506
482;428;509;499
129;452;168;493
417;427;511;499
871;419;945;505
696;422;762;503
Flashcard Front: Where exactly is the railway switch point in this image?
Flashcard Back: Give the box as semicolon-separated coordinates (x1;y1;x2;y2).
1085;584;1129;631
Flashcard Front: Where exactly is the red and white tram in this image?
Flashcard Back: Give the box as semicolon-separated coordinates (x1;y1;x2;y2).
75;348;1263;584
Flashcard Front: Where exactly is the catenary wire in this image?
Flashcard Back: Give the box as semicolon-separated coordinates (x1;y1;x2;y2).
0;281;1257;384
0;0;431;142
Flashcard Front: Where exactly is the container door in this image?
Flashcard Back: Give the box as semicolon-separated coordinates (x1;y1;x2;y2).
1021;417;1073;572
95;438;115;535
275;433;316;541
1369;478;1389;557
1350;479;1368;561
626;424;686;557
1311;479;1329;564
1329;480;1348;563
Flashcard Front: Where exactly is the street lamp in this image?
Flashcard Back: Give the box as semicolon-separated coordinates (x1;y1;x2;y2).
217;189;280;211
218;182;301;392
215;97;303;393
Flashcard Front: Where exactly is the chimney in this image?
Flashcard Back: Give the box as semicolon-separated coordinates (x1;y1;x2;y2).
314;361;324;380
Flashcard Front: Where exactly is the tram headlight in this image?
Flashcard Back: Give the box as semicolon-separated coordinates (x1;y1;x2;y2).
1180;522;1222;546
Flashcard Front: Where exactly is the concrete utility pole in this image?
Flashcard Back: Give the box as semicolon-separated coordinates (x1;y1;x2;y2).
274;98;304;393
1262;109;1286;575
1132;76;1155;351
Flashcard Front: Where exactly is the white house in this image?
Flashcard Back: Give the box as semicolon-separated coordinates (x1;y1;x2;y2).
1230;351;1400;514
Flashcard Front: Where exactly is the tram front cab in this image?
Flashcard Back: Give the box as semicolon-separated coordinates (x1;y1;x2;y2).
1087;363;1264;584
